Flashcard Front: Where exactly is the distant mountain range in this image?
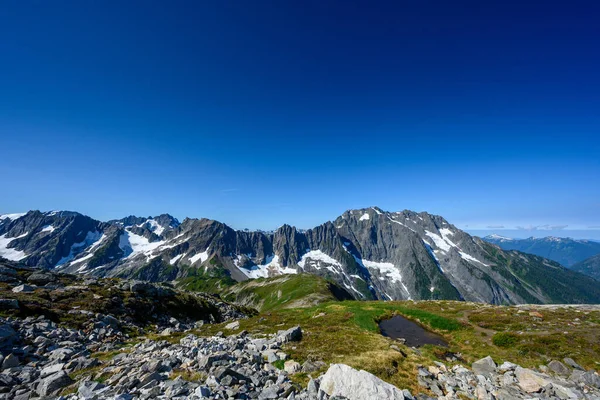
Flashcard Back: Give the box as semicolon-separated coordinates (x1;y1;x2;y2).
482;234;600;267
2;208;600;305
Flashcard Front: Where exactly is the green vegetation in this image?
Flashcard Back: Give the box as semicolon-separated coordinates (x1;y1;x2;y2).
492;332;519;347
189;299;600;393
222;274;353;312
0;273;225;330
481;242;600;304
176;263;236;294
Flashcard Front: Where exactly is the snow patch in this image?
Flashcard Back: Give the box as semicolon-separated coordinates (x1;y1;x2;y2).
424;230;456;252
239;255;298;279
118;230;165;260
189;248;210;265
41;225;56;233
485;234;513;241
57;231;103;265
298;250;341;269
359;213;370;221
0;213;26;221
170;254;184;265
0;232;28;261
423;240;444;273
459;251;489;266
388;217;416;233
354;257;412;300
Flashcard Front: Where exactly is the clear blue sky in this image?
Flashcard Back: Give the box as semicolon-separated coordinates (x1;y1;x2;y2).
1;1;599;238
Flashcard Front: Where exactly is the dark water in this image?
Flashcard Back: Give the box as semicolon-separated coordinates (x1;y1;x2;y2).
379;315;448;347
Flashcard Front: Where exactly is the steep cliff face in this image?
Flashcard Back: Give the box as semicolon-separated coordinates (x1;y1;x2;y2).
3;208;600;304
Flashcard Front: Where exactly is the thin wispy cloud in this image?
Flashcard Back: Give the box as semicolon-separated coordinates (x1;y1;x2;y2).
220;188;239;193
487;225;505;229
516;224;568;231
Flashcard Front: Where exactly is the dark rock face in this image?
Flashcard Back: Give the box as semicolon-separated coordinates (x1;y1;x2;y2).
3;208;600;305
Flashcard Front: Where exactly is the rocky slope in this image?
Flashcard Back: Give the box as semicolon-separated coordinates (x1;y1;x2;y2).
417;356;600;399
571;254;600;281
2;209;600;305
483;235;600;268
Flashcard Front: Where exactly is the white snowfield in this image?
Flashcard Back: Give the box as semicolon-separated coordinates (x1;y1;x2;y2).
0;213;26;221
0;232;28;261
189;248;210;265
238;254;298;279
41;225;56;233
119;230;165;260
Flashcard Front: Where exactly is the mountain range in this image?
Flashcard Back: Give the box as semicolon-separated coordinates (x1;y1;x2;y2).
1;208;600;305
483;234;600;267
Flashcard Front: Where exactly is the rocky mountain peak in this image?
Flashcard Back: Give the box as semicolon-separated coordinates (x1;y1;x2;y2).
3;207;600;305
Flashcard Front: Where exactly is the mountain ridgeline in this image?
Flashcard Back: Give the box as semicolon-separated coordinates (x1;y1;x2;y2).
571;254;600;281
1;208;599;305
483;234;600;268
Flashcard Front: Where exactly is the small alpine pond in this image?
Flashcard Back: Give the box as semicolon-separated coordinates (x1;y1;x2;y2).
379;315;448;347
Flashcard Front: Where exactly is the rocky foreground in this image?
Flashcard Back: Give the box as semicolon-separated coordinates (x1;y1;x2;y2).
0;262;599;399
2;306;600;400
418;356;600;399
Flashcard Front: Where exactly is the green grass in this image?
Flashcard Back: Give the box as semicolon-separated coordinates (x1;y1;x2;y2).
492;332;519;347
222;274;353;312
176;264;236;294
188;300;600;394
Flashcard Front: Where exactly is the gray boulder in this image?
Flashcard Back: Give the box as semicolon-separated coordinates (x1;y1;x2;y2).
320;363;406;400
277;326;302;343
11;284;35;293
515;366;551;393
548;360;571;376
563;357;584;371
0;324;17;347
472;356;497;377
27;271;56;285
36;371;73;396
78;380;107;399
1;353;19;369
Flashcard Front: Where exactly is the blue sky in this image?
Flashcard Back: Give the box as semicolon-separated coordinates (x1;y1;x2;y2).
1;1;599;238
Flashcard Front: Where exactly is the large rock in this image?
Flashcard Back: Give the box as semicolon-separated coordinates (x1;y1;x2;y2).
472;356;497;377
515;366;551;393
320;363;406;400
276;326;302;343
1;353;19;369
78;380;107;399
0;299;19;310
548;360;571;376
284;360;301;374
0;324;17;347
36;371;73;396
11;284;35;293
27;271;56;285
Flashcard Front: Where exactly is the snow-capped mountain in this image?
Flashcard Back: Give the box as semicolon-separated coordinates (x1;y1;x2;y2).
483;234;600;268
2;208;600;304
